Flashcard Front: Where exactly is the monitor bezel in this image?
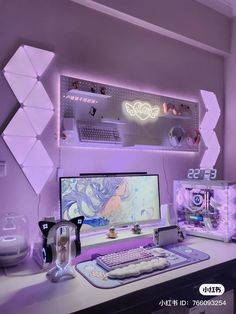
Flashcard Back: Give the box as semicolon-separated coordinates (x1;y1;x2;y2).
59;173;161;230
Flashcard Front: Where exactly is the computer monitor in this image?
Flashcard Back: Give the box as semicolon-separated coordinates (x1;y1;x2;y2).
60;174;160;232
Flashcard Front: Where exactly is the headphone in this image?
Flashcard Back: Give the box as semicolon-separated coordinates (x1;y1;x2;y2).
186;129;201;147
38;216;84;264
169;126;185;147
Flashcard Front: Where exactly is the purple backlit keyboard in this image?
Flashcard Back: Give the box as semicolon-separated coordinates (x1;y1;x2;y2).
96;247;155;271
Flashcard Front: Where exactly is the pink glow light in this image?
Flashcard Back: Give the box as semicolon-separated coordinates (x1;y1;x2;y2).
200;111;220;131
23;45;55;76
3;136;36;165
200;90;221;114
4;73;37;103
24;107;53;135
176;181;236;241
3;108;36;137
62;71;198;104
200;90;221;169
23;141;53;167
2;45;55;194
24;82;54;110
22;166;54;194
4;46;36;77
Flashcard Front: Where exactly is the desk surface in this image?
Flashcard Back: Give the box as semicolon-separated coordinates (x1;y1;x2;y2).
0;236;236;314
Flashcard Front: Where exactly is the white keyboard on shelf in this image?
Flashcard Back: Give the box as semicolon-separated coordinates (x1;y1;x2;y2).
78;121;122;144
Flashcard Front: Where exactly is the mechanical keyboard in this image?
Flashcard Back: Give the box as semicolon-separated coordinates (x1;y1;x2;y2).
78;122;121;144
96;247;169;271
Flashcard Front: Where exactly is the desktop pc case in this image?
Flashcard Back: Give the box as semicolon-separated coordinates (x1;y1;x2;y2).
174;180;236;242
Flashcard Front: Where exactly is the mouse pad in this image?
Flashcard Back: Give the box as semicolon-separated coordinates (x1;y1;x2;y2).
75;244;210;289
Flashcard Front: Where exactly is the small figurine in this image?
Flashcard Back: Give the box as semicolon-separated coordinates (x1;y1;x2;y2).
177;226;185;242
89;106;97;116
100;87;106;95
163;102;178;116
186;129;201;147
107;226;117;239
131;223;142;234
90;85;96;93
57;235;69;266
177;103;192;116
72;81;80;89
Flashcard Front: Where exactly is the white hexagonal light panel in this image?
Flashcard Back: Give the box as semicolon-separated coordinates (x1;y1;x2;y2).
2;45;55;194
200;90;221;169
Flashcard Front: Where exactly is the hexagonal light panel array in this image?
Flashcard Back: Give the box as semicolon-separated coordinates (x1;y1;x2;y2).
200;90;221;169
2;45;55;194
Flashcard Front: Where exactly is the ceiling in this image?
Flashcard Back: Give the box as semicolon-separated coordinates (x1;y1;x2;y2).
195;0;236;17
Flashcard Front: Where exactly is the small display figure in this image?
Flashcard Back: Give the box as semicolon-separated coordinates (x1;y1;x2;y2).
131;223;142;234
57;235;69;266
89;106;97;117
107;226;117;239
90;85;96;93
72;80;80;89
177;226;185;242
100;87;106;95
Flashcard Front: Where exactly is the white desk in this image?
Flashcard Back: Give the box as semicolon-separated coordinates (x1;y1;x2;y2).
0;237;236;314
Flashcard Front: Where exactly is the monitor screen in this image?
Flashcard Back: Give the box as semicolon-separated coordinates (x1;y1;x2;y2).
60;174;160;231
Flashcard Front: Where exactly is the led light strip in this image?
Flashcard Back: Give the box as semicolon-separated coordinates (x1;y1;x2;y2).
2;45;55;194
200;90;221;169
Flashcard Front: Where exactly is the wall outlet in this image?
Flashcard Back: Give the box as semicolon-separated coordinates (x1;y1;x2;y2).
0;161;6;177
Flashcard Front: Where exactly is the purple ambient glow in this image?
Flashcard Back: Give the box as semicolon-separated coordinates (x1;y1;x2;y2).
200;90;221;169
174;180;236;241
2;45;55;194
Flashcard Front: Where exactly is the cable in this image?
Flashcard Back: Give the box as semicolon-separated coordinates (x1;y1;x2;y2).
162;152;172;203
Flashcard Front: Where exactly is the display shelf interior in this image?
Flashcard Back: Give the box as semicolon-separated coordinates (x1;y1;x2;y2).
60;75;199;152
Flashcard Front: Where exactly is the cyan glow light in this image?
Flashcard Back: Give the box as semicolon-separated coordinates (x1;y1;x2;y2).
123;100;159;123
2;45;55;194
200;90;221;169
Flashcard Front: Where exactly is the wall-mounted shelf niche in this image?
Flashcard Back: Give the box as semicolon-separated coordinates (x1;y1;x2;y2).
60;75;199;152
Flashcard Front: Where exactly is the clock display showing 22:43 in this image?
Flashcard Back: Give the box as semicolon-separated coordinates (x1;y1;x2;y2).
187;168;217;180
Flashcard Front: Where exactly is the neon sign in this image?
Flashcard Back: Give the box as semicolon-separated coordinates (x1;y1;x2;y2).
123;100;159;122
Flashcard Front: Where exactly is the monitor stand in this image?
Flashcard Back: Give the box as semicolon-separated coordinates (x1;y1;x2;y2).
80;224;159;248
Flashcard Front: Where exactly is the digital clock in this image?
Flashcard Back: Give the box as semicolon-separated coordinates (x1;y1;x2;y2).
187;168;217;180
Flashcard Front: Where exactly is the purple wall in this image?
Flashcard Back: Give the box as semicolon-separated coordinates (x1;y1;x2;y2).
0;0;225;240
224;17;236;180
95;0;231;53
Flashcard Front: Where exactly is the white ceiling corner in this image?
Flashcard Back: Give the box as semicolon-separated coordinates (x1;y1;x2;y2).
195;0;235;18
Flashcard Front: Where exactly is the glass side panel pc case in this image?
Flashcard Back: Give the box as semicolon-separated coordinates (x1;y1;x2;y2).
60;174;160;232
174;180;236;242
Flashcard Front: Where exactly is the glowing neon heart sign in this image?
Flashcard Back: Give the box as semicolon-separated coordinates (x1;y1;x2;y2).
123;100;159;123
